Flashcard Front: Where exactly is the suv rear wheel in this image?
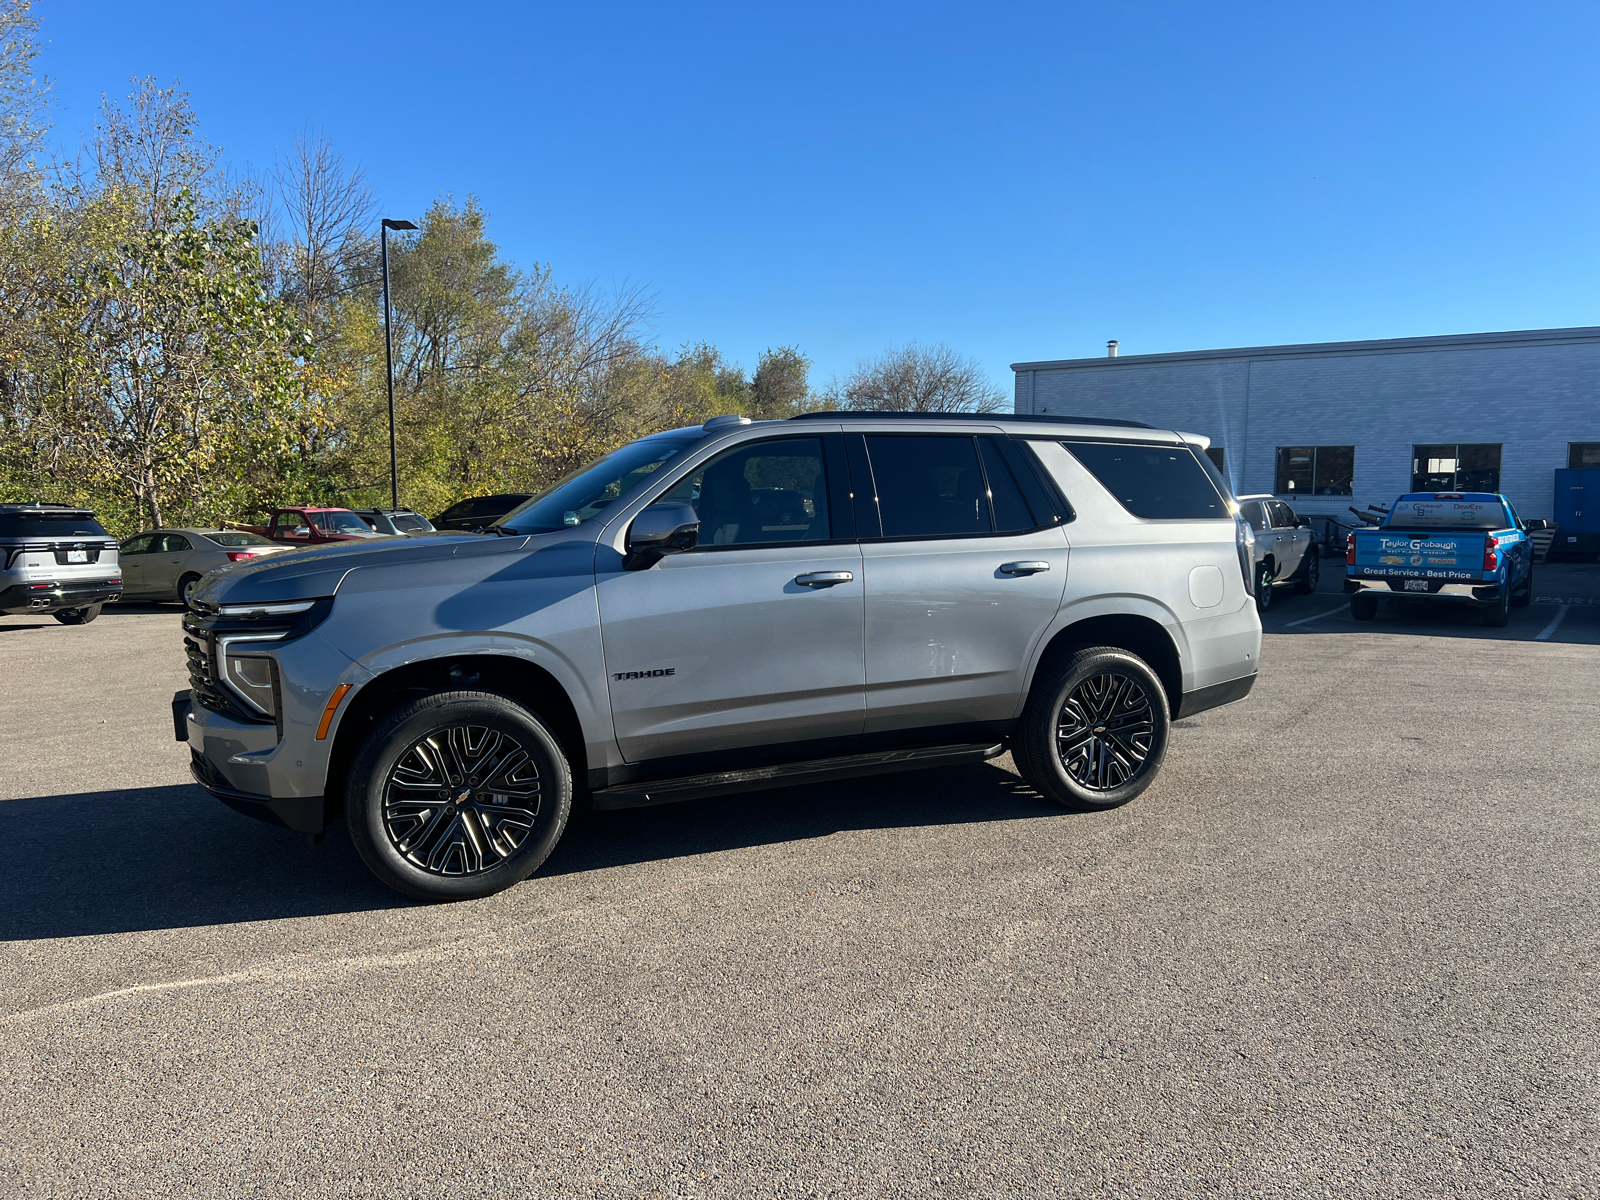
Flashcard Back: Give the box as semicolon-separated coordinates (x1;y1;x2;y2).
53;603;102;625
346;689;573;901
1014;646;1170;811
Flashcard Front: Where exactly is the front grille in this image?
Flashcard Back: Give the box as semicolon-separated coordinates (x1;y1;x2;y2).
184;634;256;721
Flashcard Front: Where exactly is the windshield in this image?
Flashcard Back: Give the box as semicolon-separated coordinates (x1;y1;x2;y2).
496;437;701;534
204;531;274;547
394;514;433;532
317;511;378;535
1385;495;1510;530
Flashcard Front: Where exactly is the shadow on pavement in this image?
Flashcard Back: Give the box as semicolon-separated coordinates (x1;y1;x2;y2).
0;784;410;941
545;760;1057;878
1260;559;1600;643
0;763;1058;939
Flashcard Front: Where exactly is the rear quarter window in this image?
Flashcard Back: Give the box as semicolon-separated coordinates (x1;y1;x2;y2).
1064;442;1228;520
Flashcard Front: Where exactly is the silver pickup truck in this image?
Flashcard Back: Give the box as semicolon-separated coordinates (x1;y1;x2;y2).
177;413;1262;900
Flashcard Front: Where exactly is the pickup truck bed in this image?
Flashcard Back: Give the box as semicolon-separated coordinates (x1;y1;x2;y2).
1344;492;1534;626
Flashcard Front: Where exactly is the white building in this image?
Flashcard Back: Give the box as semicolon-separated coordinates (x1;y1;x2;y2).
1012;326;1600;524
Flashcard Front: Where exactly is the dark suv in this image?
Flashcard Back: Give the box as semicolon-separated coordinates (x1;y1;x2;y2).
0;503;122;623
433;494;533;532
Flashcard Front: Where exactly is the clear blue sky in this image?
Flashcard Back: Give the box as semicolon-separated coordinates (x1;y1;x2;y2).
34;0;1600;395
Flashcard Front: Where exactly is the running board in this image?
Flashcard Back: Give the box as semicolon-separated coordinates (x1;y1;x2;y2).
591;742;1006;810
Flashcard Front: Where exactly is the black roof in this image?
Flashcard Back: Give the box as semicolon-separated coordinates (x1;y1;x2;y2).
787;411;1154;429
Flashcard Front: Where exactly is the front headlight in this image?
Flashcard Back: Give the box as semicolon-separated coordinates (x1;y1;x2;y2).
218;632;285;721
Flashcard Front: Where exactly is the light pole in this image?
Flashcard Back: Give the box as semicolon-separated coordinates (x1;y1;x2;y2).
380;218;418;510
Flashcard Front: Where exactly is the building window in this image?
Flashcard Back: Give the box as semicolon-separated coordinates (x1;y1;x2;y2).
1204;447;1225;472
1275;446;1354;496
1412;443;1501;492
1569;443;1600;469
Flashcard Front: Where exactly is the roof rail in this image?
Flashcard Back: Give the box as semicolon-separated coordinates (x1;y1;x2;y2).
788;411;1154;429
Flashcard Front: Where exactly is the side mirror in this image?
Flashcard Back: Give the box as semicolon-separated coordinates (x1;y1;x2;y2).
1524;518;1551;532
624;503;700;571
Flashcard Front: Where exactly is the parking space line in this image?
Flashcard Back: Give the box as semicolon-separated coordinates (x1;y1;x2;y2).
1282;603;1349;628
1535;605;1571;641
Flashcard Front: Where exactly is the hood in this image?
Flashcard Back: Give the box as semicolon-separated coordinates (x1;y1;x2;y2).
192;533;530;607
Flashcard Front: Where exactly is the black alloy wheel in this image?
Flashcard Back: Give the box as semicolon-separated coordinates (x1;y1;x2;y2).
53;603;101;625
1255;563;1275;612
1293;548;1320;595
1014;645;1170;811
347;690;573;901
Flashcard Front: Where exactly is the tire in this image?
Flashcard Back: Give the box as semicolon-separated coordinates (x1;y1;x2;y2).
178;573;203;608
53;603;102;625
1013;645;1170;811
1292;546;1320;595
345;689;573;901
1255;563;1274;613
1481;585;1510;628
1511;564;1533;608
1350;594;1377;621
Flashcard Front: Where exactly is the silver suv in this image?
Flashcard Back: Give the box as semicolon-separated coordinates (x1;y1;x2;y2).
177;414;1262;900
0;504;122;623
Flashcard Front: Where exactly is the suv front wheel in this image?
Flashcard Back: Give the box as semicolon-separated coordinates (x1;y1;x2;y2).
1014;646;1171;811
346;690;573;901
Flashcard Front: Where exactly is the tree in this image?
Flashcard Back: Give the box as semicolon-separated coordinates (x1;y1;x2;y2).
0;0;48;210
834;342;1005;413
749;345;821;419
272;128;374;329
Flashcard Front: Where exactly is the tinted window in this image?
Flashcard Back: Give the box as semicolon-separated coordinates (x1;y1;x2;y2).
0;512;110;539
440;501;473;521
121;534;155;555
979;438;1036;533
159;534;192;552
1066;442;1227;520
394;515;432;532
202;531;274;548
1267;501;1296;528
865;435;990;538
1239;501;1268;532
658;437;830;546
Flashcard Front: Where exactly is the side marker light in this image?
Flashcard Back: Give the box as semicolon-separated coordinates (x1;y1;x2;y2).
316;684;352;740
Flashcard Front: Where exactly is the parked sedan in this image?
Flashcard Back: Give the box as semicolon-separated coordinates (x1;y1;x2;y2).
118;528;292;606
1237;495;1319;611
433;493;533;532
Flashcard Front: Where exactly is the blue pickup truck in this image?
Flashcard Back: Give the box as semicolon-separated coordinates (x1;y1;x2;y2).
1345;492;1545;627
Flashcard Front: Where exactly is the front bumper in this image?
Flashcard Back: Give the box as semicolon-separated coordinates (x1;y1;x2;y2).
188;745;326;834
0;577;121;615
1345;577;1502;605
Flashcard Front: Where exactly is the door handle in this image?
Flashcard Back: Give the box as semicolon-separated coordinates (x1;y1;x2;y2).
999;561;1050;575
795;571;853;587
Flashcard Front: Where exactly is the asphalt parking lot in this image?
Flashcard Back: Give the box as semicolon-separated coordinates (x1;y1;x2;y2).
2;561;1596;1199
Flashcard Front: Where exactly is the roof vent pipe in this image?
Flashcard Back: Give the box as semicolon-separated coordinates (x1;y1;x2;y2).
1107;340;1119;358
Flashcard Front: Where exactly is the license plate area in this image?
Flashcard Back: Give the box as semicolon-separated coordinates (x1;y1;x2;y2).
1403;579;1430;592
66;550;88;563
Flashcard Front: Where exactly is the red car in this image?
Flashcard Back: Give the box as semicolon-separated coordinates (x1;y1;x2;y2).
233;507;391;546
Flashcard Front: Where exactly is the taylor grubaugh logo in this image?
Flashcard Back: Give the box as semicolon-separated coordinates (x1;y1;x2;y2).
612;668;676;680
